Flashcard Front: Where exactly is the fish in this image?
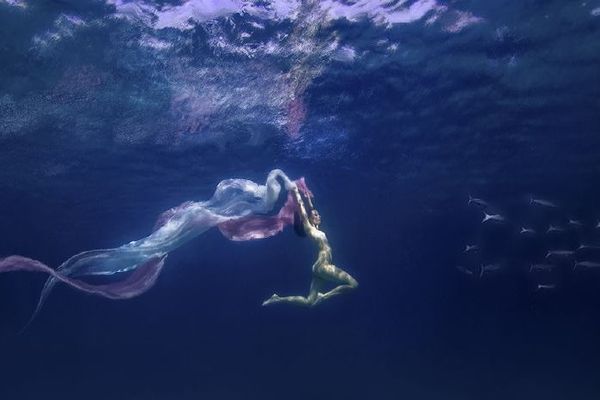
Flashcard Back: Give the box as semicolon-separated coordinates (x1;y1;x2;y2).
456;265;474;276
530;196;558;208
520;227;536;235
568;219;583;227
546;225;565;234
574;261;600;270
479;263;502;278
577;244;600;251
482;212;505;224
464;244;479;253
529;264;556;273
468;194;489;208
545;250;575;259
535;283;557;291
596;221;600;229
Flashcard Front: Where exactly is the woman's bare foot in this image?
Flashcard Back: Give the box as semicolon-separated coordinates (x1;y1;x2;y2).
262;293;281;306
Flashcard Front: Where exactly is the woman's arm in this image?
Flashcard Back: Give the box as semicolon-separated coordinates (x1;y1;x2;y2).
291;187;317;236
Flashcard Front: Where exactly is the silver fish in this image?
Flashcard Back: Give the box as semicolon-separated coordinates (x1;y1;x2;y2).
456;265;474;276
464;244;479;253
529;264;556;272
545;250;575;259
546;225;565;234
468;194;489;208
520;227;536;235
577;244;600;251
480;263;502;278
568;219;583;227
530;197;558;208
574;261;600;270
535;283;557;291
482;213;505;224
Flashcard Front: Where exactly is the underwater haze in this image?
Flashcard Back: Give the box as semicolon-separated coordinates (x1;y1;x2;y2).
2;0;600;399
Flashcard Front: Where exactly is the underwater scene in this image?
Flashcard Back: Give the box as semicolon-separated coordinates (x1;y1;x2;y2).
1;1;600;399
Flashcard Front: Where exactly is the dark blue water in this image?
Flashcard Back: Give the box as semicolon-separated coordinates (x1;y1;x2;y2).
2;1;600;399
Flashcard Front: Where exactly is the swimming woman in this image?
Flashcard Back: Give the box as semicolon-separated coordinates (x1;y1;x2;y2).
262;184;358;306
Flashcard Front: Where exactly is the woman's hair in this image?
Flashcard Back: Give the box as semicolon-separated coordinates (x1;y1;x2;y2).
293;192;314;238
293;211;307;237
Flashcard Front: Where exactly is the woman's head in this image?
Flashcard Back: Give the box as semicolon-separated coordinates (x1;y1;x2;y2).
309;209;321;227
293;192;321;237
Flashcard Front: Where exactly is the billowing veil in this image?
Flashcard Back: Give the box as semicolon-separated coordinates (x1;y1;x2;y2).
0;169;311;321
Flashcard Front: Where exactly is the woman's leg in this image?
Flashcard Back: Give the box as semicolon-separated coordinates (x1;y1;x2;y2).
314;264;358;303
262;277;323;307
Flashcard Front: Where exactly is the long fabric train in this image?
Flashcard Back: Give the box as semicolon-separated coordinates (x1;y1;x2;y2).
0;169;310;321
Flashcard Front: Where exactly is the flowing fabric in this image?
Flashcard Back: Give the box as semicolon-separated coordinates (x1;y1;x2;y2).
218;177;312;241
0;169;309;321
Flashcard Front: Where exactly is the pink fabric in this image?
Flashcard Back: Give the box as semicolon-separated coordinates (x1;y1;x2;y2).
0;254;167;300
218;191;296;241
295;177;313;199
218;177;311;241
0;177;312;306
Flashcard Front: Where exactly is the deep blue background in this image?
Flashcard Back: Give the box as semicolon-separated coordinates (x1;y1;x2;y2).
2;0;600;399
2;163;600;399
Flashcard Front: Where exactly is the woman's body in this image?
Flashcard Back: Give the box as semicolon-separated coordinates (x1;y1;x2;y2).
262;184;358;307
